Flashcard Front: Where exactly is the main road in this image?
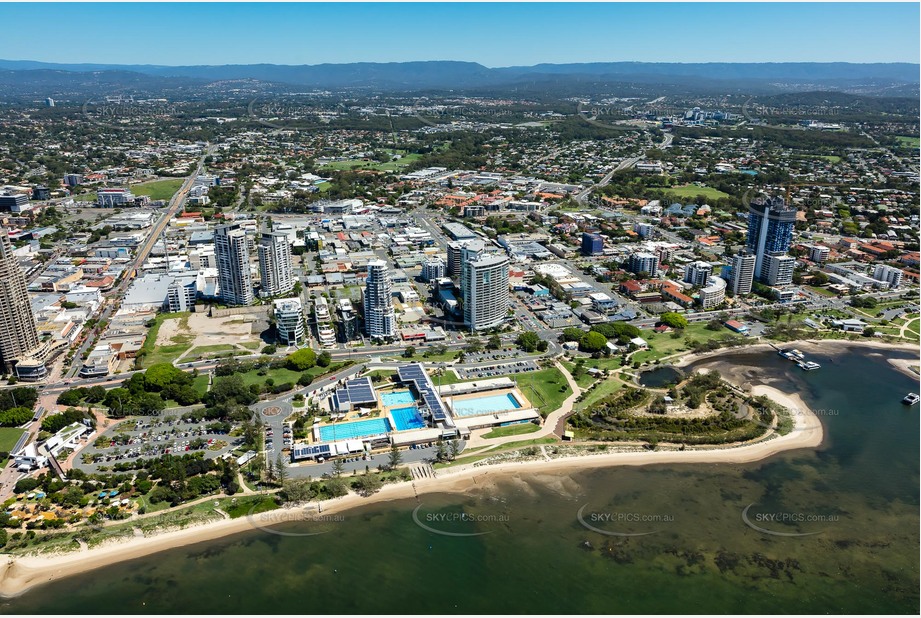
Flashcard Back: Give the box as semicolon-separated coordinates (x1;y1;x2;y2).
66;145;215;379
575;131;673;204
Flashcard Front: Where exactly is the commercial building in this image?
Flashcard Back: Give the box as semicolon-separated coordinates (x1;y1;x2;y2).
683;261;712;287
747;196;796;281
337;298;359;342
257;231;294;297
214;223;254;306
63;174;84;187
0;229;42;373
273;298;306;345
873;264;903;289
0;193;30;213
627;252;659;277
421;257;446;282
581;232;604;256
363;260;396;340
166;277;197;312
808;245;830;264
729;251;756;296
762;253;795;287
699;276;727;309
97;188;136;208
462;252;510;331
447;239;485;280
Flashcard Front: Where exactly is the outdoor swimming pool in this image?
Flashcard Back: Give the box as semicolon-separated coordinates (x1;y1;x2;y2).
450;392;522;417
390;406;426;431
380;390;416;407
318;418;391;442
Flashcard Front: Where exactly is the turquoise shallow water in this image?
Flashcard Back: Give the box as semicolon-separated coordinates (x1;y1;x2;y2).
3;346;918;614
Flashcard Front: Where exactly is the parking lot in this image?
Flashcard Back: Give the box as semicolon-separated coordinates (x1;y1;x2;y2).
456;359;539;380
73;416;240;474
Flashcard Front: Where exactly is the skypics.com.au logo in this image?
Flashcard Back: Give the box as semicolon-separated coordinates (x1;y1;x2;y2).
82;96;182;131
411;504;509;537
741;503;839;538
246;503;344;537
576;504;674;537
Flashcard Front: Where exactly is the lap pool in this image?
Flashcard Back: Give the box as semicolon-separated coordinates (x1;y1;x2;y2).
380;390;416;407
318;418;391;442
390;406;426;431
450;392;522;417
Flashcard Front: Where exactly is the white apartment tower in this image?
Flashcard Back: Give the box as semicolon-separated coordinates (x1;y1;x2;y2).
729;252;756;296
363;260;396;340
462;252;510;331
214;223;254;306
258;231;295;297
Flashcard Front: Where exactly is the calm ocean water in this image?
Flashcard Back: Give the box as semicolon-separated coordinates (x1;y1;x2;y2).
3;347;919;614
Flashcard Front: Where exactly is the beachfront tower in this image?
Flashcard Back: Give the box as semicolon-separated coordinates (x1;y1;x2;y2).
746;196;796;282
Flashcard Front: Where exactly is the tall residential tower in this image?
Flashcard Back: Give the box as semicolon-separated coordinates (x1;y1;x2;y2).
746;196;796;282
258;231;294;297
215;223;254;306
0;229;41;373
363;259;396;340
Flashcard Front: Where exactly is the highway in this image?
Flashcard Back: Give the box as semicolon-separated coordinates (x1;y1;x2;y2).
65;145;215;379
575;131;672;204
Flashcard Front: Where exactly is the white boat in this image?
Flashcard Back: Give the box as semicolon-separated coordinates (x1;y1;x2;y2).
902;393;920;405
798;361;821;371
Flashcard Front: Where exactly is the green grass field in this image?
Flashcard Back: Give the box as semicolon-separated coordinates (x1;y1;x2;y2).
0;427;26;453
319;151;421;173
482;423;541;439
808;286;838;297
502;367;572;418
73;192;97;203
131;178;185;201
652;184;730;201
185;344;237;361
631;322;739;364
895;136;920;148
137;312;193;368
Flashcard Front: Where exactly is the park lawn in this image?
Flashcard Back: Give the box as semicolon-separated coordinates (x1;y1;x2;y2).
431;369;464;386
895;136;920;148
562;361;598;389
500;367;571;418
808;286;838;297
575;375;626;412
653;184;730;200
73;192;97;203
317;182;331;193
131;178;184;201
631;322;740;365
186;344;237;360
0;427;26;453
234;367;304;388
482;423;541;439
192;374;210;396
137;312;193;368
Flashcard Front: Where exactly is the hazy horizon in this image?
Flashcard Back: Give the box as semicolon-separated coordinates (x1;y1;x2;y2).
0;2;917;66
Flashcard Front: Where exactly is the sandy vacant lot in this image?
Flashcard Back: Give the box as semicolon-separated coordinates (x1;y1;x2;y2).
155;312;264;360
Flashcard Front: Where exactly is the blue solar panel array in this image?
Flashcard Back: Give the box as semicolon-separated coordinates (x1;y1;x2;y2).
397;364;450;423
332;377;377;409
293;444;332;460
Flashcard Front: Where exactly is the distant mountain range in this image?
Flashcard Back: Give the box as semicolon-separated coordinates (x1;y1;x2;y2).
0;59;917;95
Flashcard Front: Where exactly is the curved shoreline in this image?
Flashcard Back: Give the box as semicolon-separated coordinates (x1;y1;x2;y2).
0;339;907;599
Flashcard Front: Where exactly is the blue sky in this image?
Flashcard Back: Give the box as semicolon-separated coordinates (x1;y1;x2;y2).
1;3;918;66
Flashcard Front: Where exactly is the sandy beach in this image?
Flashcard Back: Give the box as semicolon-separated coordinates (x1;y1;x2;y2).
0;380;822;600
0;338;906;599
